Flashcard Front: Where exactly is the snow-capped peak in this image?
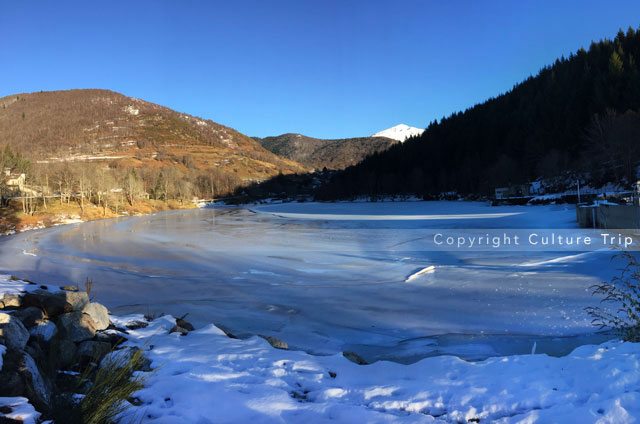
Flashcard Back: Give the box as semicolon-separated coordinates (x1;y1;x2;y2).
372;124;424;142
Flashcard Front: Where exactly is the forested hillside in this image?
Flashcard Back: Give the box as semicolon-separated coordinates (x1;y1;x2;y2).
318;27;640;199
255;133;397;170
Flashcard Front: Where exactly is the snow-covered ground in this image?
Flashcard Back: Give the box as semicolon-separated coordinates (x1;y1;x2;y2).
112;313;639;423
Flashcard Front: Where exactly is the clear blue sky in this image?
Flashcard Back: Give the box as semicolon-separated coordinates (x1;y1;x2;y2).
2;1;640;139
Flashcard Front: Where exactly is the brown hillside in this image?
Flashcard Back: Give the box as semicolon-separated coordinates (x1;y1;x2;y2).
0;89;306;181
254;133;398;170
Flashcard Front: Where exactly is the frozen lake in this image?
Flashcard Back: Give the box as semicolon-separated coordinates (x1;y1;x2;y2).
0;201;619;362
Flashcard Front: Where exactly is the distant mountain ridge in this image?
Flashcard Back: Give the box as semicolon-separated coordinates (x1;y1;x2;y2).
254;133;398;170
372;124;424;142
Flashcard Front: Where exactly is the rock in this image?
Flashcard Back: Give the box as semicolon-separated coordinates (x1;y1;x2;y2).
259;335;289;350
169;325;189;336
0;350;52;414
55;291;90;311
94;331;126;348
57;312;96;342
28;319;58;343
13;306;45;328
215;324;237;339
21;352;52;414
342;350;368;365
0;313;29;350
60;285;78;291
0;294;21;309
54;339;77;369
81;302;110;331
76;341;112;363
0;350;25;397
176;315;195;331
22;290;89;317
125;320;148;330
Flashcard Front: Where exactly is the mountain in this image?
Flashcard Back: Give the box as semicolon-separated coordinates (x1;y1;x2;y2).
0;89;306;197
318;27;640;199
371;124;424;142
254;133;398;170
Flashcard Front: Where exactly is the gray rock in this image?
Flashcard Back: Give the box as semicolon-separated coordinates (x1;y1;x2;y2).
77;341;112;363
0;349;25;396
125;320;148;330
55;291;90;311
176;315;194;331
28;319;58;343
57;312;96;342
342;350;368;365
55;339;77;369
13;306;45;328
0;313;29;350
81;302;110;331
21;352;52;413
22;290;90;317
0;350;52;414
0;293;21;309
259;335;289;350
169;325;189;336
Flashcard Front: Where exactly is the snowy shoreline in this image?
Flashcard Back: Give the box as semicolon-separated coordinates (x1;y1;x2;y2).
1;277;640;423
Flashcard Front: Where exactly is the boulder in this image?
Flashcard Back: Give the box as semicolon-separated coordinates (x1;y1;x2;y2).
342;350;368;365
55;339;77;369
13;306;45;328
0;350;52;414
81;302;110;331
176;315;194;331
28;319;58;344
76;341;112;363
57;312;96;342
259;335;289;350
21;352;52;414
23;290;89;317
0;313;29;350
0;294;21;309
0;350;25;397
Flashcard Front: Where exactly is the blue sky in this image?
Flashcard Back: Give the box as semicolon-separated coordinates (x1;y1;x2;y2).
2;1;640;138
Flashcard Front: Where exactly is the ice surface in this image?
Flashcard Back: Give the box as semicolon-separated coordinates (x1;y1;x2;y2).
0;201;624;361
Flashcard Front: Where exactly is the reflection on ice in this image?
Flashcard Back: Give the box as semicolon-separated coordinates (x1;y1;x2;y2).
0;201;621;362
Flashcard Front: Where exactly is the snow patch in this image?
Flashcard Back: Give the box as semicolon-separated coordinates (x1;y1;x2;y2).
123;105;139;116
372;124;424;142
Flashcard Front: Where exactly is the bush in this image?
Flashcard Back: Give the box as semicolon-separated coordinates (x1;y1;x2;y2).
586;252;640;342
51;345;151;424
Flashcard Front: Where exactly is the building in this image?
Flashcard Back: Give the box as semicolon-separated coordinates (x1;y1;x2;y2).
494;184;531;199
3;168;26;191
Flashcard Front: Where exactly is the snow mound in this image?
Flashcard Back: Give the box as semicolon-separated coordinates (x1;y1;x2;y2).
117;316;640;424
372;124;424;142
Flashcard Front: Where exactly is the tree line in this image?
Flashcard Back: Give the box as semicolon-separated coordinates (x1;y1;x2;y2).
317;27;640;199
0;145;243;216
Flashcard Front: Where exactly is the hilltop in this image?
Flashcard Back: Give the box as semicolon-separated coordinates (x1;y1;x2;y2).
254;133;397;170
0;89;306;184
